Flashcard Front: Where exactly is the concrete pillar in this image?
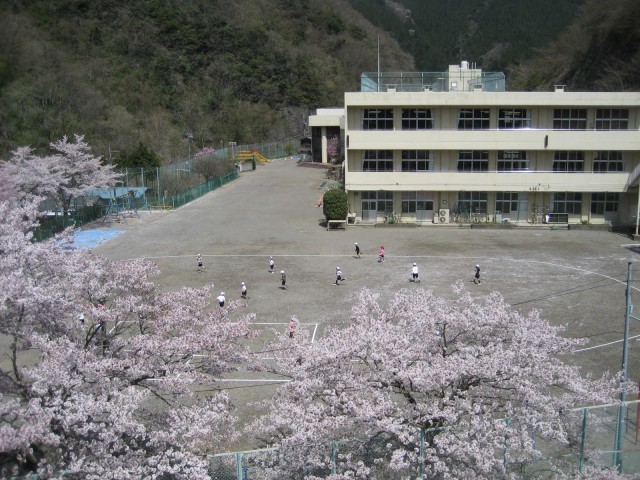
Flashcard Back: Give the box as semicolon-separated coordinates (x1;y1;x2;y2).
321;127;328;164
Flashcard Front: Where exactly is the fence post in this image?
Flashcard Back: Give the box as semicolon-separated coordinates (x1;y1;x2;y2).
579;407;588;473
503;418;510;470
331;441;337;474
236;452;243;480
419;429;425;479
156;167;161;206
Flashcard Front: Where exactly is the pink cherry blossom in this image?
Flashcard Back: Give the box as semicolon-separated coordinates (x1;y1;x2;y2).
249;285;625;479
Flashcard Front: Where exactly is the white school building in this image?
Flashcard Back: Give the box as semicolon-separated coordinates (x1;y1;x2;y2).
309;62;640;228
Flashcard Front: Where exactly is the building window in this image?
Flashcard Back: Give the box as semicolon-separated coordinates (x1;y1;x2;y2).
362;150;393;171
591;192;620;214
362;191;393;212
553;192;581;214
595;109;628;130
401;192;433;214
457;108;490;130
362;109;393;130
497;151;529;171
401;150;431;171
498;109;530;129
457;191;488;214
495;192;520;214
553;109;587;129
553;151;584;172
593;151;623;172
457;151;489;172
402;108;433;130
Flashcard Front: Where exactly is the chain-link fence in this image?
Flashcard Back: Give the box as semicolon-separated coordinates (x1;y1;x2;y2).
33;140;295;241
209;401;640;479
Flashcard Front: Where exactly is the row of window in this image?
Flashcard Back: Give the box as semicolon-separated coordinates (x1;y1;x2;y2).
362;108;629;130
360;150;625;172
361;191;620;215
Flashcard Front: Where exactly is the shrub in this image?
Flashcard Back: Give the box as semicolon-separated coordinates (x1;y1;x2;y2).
323;188;347;221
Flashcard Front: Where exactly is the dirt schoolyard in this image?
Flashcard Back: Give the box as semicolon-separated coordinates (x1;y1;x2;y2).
92;158;640;447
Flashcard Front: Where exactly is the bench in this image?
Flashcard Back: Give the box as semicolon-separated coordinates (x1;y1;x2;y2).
327;220;347;231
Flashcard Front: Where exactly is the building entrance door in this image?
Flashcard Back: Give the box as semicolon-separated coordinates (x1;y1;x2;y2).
361;200;377;222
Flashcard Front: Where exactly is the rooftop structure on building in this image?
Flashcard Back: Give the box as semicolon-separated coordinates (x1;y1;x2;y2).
361;62;506;93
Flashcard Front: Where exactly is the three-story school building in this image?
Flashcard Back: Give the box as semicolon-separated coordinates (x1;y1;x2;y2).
309;62;640;227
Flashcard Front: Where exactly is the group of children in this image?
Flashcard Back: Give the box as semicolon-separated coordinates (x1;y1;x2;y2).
197;247;482;308
359;242;481;285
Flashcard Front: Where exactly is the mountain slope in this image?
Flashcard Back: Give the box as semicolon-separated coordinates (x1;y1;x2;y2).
507;0;640;91
0;0;413;160
346;0;583;71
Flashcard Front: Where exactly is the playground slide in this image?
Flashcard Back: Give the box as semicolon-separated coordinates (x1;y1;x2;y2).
236;149;270;166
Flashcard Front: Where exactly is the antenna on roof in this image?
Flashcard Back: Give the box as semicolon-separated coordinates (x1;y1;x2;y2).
377;34;380;92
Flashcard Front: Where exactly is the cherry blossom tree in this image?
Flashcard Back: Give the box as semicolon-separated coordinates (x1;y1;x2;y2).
0;200;257;478
1;134;120;214
326;135;340;162
249;286;623;479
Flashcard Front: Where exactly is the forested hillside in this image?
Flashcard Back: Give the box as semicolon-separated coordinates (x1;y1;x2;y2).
0;0;413;161
507;0;640;92
346;0;583;71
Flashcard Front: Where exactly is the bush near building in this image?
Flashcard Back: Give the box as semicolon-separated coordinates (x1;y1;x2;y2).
323;188;347;221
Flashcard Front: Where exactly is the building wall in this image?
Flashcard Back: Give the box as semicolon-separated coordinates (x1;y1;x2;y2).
342;90;640;225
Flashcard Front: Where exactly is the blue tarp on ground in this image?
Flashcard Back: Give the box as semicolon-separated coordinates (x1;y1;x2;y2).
69;229;126;250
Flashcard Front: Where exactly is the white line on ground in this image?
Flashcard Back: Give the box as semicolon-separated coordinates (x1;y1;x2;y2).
573;334;640;353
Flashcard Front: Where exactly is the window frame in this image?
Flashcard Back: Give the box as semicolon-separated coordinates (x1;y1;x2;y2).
401;150;431;171
553;109;587;130
457;108;490;130
595;109;628;130
362;150;393;172
497;151;529;171
457;191;488;214
401;191;434;214
362;108;394;130
553;192;582;214
593;151;624;172
591;192;620;214
553;151;584;172
498;109;530;129
495;192;520;214
362;190;393;213
401;108;433;130
457;150;489;172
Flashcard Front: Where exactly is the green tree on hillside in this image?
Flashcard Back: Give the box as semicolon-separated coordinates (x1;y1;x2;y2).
115;143;161;169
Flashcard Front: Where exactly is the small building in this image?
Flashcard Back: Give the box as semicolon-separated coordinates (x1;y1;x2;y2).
308;62;640;226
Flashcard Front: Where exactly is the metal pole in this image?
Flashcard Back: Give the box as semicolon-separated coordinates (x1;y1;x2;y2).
331;441;337;474
235;452;243;480
615;261;633;470
157;167;161;206
635;188;640;238
578;407;588;473
419;429;425;479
